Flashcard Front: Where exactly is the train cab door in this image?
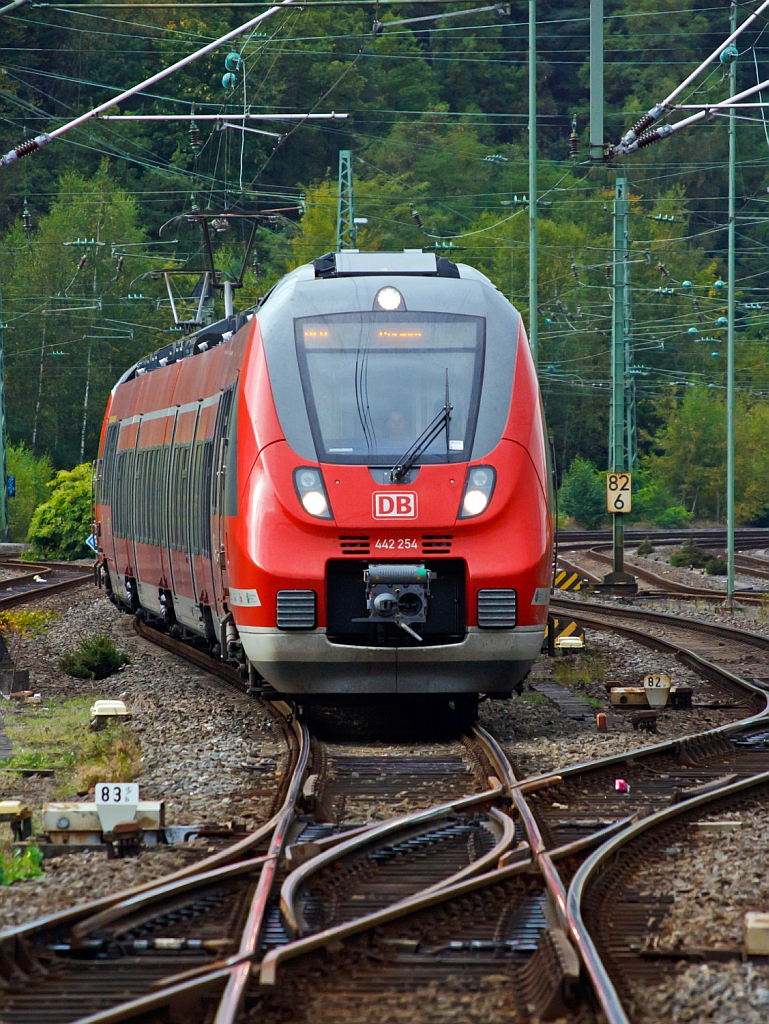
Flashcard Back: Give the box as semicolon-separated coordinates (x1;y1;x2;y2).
210;383;237;617
98;420;120;577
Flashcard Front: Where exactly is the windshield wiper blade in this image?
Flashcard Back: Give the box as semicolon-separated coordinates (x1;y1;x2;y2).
390;397;452;482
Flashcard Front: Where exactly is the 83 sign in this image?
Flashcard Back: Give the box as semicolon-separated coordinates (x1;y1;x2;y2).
606;472;632;513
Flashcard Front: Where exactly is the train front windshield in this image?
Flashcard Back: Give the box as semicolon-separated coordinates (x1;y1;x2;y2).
295;312;485;465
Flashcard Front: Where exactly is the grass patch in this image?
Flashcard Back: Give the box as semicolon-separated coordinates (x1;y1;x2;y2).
0;609;60;637
636;538;655;555
521;690;548;706
59;636;129;680
553;653;606;687
0;697;141;795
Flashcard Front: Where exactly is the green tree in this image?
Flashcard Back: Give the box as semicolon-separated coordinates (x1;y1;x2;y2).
0;163;164;467
6;443;53;542
27;463;92;560
648;389;769;523
559;457;606;529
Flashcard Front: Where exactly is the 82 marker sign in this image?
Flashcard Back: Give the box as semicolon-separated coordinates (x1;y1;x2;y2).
606;472;632;513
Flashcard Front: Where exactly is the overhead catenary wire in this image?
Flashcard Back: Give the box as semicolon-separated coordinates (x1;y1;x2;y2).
0;0;300;167
615;0;769;151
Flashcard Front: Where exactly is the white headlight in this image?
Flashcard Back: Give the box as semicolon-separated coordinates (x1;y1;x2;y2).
301;491;328;517
376;286;403;311
462;489;489;517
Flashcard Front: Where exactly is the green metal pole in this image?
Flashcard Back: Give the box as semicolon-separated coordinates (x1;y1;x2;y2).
589;0;604;161
611;177;628;576
528;0;537;366
726;1;737;607
336;149;356;251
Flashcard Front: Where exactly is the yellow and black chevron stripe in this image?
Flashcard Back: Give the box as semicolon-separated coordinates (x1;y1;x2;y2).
553;569;581;592
543;616;585;653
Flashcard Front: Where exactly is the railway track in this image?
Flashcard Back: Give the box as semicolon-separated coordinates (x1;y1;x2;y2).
4;571;769;1022
569;768;769;1024
533;595;769;1022
0;560;92;610
0;623;560;1024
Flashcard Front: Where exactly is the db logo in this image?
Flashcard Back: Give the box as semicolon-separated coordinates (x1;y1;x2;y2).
373;492;418;519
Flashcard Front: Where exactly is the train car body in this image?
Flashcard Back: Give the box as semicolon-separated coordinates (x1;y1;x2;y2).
95;251;553;697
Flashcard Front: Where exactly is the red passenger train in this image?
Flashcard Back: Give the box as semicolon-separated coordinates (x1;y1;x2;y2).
95;250;553;700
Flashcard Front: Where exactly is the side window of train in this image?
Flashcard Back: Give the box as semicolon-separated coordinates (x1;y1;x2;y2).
189;437;214;558
113;450;125;537
100;422;119;506
159;446;170;548
113;447;135;539
169;443;191;551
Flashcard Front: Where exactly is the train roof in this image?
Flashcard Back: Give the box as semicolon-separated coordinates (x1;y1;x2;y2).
117;251;499;386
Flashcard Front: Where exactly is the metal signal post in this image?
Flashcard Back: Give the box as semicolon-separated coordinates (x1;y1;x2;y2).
589;0;604;160
726;1;737;609
605;177;635;587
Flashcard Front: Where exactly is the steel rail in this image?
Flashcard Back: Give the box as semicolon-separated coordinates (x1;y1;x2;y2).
536;598;769;1022
583;546;765;601
550;607;769;714
279;776;506;936
472;723;570;925
566;768;769;1024
550;595;769;650
516;606;769;799
212;713;310;1024
70;855;270;945
65;709;309;1024
558;527;769;547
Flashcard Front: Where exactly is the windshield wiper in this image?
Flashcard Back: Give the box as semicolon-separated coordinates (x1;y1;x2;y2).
390;373;452;482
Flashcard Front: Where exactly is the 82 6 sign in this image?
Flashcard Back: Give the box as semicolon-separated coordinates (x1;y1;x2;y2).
606;472;632;513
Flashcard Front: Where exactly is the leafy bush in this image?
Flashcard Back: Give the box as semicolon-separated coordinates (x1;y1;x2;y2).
59;636;129;680
706;558;727;576
27;463;92;559
636;538;655;555
0;609;60;637
6;443;53;542
669;542;712;569
654;506;694;528
631;477;674;522
0;844;44;885
559;457;606;529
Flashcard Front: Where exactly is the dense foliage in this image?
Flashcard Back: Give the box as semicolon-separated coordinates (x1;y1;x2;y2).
27;463;92;559
1;0;767;524
6;443;53;542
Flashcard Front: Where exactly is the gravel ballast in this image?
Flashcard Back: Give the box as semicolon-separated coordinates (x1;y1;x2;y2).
481;627;731;778
0;584;290;929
